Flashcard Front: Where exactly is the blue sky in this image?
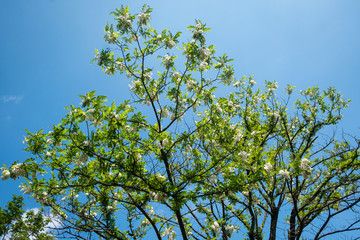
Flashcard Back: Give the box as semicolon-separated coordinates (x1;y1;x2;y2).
1;0;360;233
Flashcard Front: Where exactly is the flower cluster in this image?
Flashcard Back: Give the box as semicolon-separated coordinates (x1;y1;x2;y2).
117;13;132;30
162;227;176;240
163;55;174;69
1;169;10;180
279;169;290;179
106;31;119;44
199;47;210;60
165;40;176;49
300;158;313;177
264;162;272;173
192;23;204;41
138;12;150;26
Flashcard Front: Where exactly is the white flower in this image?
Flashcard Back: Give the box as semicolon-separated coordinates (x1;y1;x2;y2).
1;170;10;180
234;132;243;142
83;141;90;146
46;151;52;157
112;112;120;120
162;138;168;146
238;151;248;161
156;34;162;43
148;209;155;216
162;108;169;118
242;191;249;197
155;141;162;149
173;72;181;79
199;48;210;60
117;13;132;29
210;221;221;232
141;218;150;227
264;163;272;173
126;71;132;78
104;67;112;75
226;225;237;233
163;55;173;68
11;164;26;178
300;158;313;177
20;184;32;194
162;227;172;237
279;169;290;179
199;62;208;71
184;145;193;154
170;113;176;121
87;108;95;113
46;138;53;145
22;137;29;144
165;40;176;49
130;80;139;91
115;61;125;71
210;175;217;184
138;12;150;25
300;158;311;170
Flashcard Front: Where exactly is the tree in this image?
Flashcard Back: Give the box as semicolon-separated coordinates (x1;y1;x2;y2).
2;4;360;240
0;195;54;240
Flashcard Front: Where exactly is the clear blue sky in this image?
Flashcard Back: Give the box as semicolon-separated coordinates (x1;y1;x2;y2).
1;0;360;229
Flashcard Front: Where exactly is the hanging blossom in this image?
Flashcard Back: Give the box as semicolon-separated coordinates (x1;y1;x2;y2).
209;175;217;184
199;62;208;71
170;113;176;121
186;79;197;91
264;163;272;173
106;31;118;44
192;23;204;40
163;55;173;69
138;12;150;25
11;163;26;179
210;221;221;233
20;183;32;194
115;61;125;71
141;218;151;227
300;158;313;177
199;48;210;60
165;40;176;49
162;228;176;239
300;158;312;171
1;169;11;180
162;108;169;118
279;169;290;179
117;13;132;30
239;151;248;161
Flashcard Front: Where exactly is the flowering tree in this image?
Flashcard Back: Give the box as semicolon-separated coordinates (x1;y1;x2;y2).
2;4;360;240
0;195;54;240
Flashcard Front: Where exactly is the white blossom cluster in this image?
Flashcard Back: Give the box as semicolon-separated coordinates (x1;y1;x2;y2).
162;227;176;240
163;55;173;69
165;40;176;49
117;13;132;30
2;163;26;180
192;23;204;40
279;169;290;179
138;12;150;25
300;158;313;177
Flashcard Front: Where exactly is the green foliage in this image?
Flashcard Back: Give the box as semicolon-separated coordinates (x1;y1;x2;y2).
2;4;360;240
0;195;54;240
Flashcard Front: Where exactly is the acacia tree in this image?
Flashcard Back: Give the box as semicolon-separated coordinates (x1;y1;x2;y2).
2;4;360;240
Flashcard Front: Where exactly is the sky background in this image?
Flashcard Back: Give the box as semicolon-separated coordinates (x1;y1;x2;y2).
1;0;360;236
